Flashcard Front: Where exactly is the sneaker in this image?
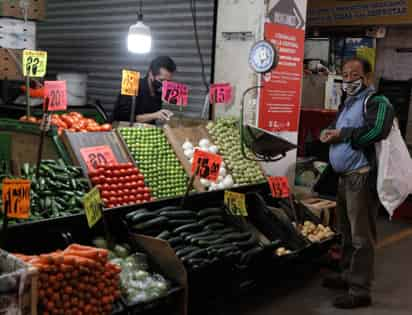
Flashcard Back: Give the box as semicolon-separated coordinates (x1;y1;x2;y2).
333;293;372;309
322;274;348;290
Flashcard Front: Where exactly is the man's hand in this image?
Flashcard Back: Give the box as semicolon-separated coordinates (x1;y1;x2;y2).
153;109;174;121
320;129;341;144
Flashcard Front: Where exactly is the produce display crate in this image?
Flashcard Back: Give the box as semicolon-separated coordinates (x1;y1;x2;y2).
0;119;71;165
0;249;38;315
61;130;134;175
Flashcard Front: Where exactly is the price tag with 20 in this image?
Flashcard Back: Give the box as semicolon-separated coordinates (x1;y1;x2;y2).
162;81;189;106
80;145;118;172
22;49;47;77
268;176;290;198
121;70;140;96
191;149;222;182
83;187;103;228
224;191;247;216
2;179;31;219
44;81;67;111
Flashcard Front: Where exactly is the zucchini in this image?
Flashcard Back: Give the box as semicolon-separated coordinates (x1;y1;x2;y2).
198;215;223;226
184;230;213;241
168;219;196;228
215;228;237;235
156;231;171;240
132;216;168;231
176;246;200;257
198;208;222;218
130;211;157;224
160;210;196;219
233;235;258;249
166;236;184;247
240;246;263;264
174;223;203;234
182;249;208;260
125;209;147;221
204;222;225;231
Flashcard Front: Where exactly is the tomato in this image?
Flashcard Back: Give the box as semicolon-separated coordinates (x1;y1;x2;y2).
100;124;112;131
109;196;117;203
61;114;74;127
104;170;112;177
143;193;150;200
143;187;150;193
129;168;139;175
124;176;131;182
123;182;130;189
113;170;121;177
122;188;129;195
102;183;110;190
105;178;113;185
117;196;124;203
136;187;143;193
136;194;143;201
88;170;99;177
109;184;118;191
125;162;134;169
137;174;145;181
90;176;99;184
101;191;110;198
129;174;137;181
137;180;145;187
119;169;127;176
68;128;77;132
102;198;109;204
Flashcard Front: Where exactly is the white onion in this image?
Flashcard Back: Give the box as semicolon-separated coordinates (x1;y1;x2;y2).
219;167;226;177
217;175;224;183
222;175;234;188
200;178;211;187
198;138;210;148
184;148;194;159
208;145;218;154
216;182;225;190
182;139;193;151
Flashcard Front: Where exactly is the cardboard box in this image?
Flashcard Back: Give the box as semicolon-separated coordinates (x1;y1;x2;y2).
131;234;188;315
0;17;36;49
0;0;46;21
0;47;23;80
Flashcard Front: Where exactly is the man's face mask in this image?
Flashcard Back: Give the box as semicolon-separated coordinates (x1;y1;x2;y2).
342;78;363;96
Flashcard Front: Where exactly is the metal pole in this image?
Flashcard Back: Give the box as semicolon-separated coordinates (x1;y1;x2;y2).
130;95;136;126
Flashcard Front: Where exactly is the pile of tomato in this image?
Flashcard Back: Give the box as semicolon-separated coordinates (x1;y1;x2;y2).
89;162;154;209
19;112;112;136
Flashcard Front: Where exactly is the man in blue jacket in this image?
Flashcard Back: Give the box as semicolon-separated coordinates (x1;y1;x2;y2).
321;57;394;309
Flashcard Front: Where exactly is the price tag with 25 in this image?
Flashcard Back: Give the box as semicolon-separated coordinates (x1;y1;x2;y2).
83;187;103;228
22;50;47;77
191;149;222;182
44;81;67;111
268;176;290;198
224;191;247;216
210;83;233;105
80;145;118;172
2;179;31;219
121;70;140;96
162;81;189;106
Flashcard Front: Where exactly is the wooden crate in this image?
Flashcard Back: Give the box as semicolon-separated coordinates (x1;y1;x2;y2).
301;198;337;227
61;130;134;175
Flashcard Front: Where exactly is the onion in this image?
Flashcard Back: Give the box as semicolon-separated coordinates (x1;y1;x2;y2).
217;175;224;183
208;145;218;154
222;175;234;188
200;178;211;187
198;138;210;149
216;182;225;190
182;139;193;151
219;167;226;177
184;148;194;159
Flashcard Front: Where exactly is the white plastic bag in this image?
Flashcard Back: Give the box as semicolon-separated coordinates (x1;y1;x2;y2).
375;121;412;217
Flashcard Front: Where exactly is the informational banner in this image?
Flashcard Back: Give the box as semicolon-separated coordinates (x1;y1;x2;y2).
308;0;412;26
258;23;305;133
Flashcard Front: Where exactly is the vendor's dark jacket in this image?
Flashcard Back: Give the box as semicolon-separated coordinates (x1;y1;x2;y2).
111;77;161;123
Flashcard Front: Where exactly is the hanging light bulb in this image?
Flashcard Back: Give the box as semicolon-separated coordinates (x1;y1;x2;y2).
127;0;152;54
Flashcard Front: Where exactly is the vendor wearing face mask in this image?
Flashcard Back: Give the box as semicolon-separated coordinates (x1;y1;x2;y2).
111;56;176;124
320;58;394;309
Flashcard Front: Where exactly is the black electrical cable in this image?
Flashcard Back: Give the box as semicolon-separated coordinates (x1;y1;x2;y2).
190;0;210;90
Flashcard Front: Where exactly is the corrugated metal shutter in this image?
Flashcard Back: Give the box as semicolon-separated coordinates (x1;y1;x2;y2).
37;0;215;117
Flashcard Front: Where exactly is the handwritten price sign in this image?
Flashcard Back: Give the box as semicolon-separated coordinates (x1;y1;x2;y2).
44;81;67;111
162;81;189;106
192;149;222;182
210;83;233;105
2;179;31;219
224;191;247;216
23;50;47;77
268;176;290;198
80;145;118;172
83;187;102;228
121;70;140;96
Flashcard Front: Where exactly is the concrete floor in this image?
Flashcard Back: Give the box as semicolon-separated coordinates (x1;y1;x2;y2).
216;217;412;315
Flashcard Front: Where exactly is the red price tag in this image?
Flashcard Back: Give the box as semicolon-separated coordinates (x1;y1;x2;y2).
44;81;67;111
268;176;290;198
210;83;233;105
80;145;118;172
192;149;222;182
162;81;189;106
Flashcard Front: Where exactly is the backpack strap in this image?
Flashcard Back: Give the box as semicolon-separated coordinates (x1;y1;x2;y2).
362;91;377;117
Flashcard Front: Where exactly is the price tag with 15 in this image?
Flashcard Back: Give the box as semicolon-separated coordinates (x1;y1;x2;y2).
191;149;222;182
210;83;233;105
224;191;247;216
268;176;290;198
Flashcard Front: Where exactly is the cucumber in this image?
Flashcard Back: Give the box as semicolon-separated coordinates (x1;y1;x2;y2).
198;208;222;218
130;211;158;224
240;246;263;264
156;231;171;240
233;235;258;249
168;219;197;228
160;210;196;219
176;246;200;257
204;222;225;231
182;249;208;261
198;215;223;226
215;228;237;235
133;216;168;231
174;223;203;234
220;232;252;242
166;236;184;247
184;230;213;241
125;209;145;221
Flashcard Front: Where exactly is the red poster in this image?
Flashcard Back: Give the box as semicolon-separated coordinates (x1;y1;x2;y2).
44;81;67;112
80;145;118;172
258;23;305;132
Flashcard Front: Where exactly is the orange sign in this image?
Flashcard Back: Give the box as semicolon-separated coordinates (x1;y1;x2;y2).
44;81;67;111
268;176;290;198
192;149;222;182
121;70;140;96
80;145;118;172
2;179;31;219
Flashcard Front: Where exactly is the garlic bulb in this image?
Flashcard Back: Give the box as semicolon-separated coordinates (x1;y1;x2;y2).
182;139;193;151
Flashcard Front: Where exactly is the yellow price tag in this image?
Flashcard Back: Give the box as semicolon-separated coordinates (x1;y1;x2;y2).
121;70;140;96
22;50;48;77
83;187;103;228
224;191;247;216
